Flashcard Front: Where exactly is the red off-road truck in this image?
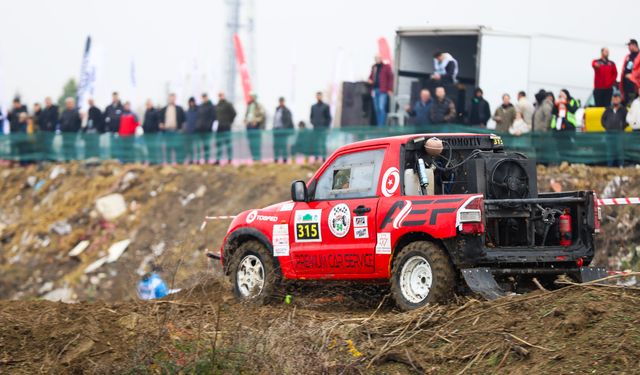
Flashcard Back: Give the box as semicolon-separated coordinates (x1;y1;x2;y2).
216;133;604;310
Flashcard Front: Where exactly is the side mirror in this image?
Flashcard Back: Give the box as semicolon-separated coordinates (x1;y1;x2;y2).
291;180;308;202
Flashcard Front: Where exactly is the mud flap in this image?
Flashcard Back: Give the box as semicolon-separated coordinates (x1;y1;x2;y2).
575;266;608;283
461;268;507;300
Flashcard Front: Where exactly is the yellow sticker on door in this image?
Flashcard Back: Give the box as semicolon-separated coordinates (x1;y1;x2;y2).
294;209;322;242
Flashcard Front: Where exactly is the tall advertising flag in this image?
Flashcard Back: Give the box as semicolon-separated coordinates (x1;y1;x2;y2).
77;36;93;113
233;34;253;104
129;59;137;109
0;58;8;134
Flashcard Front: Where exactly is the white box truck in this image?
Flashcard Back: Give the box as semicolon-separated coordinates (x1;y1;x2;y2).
392;25;626;128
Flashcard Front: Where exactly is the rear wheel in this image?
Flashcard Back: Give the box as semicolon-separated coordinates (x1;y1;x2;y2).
390;241;455;310
229;240;279;304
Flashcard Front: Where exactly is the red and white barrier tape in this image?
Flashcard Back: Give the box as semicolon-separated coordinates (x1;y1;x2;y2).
608;270;632;275
598;197;640;206
204;215;238;220
200;215;238;231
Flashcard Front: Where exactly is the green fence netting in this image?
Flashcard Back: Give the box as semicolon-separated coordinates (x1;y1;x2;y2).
1;125;639;164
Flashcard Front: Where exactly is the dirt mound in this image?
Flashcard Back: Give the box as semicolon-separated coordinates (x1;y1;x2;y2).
537;164;640;269
0;162;316;301
1;276;639;374
0;162;639;304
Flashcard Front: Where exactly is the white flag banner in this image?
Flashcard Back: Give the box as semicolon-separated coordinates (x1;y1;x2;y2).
0;56;9;134
77;36;92;113
330;48;343;125
129;59;137;110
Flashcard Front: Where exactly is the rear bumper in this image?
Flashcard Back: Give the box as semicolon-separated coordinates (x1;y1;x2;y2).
444;235;595;268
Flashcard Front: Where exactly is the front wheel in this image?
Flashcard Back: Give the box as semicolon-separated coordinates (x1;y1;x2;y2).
390;241;455;310
229;240;280;304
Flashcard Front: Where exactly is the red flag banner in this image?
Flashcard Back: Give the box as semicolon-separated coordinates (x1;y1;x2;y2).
233;33;253;104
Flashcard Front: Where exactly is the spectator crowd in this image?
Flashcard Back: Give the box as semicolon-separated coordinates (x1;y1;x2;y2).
1;38;639;165
0;89;334;164
401;39;640;137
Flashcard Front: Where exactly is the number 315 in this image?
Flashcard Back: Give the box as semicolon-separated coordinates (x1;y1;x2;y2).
297;224;318;238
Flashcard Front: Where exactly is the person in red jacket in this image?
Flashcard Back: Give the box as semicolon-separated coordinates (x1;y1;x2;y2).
592;47;618;107
118;101;139;136
621;39;640;105
117;101;139;162
367;55;394;127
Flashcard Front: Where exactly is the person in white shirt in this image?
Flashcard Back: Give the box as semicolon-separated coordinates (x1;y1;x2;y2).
509;111;531;136
626;86;640;131
516;91;535;126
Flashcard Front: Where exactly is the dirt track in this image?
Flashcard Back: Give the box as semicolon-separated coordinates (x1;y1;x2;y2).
2;275;640;374
1;162;640;373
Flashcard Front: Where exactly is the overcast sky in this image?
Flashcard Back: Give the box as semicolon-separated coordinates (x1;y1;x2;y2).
0;0;636;123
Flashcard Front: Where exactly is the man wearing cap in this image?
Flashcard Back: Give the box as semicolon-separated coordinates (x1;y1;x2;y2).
601;93;628;167
592;47;618;107
621;39;640;105
244;93;265;161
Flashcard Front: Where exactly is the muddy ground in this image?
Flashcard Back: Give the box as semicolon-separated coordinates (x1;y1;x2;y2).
0;162;640;373
2;275;640;374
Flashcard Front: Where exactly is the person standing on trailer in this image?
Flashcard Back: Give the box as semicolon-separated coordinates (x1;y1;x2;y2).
620;39;640;105
367;54;394;127
592;47;618;107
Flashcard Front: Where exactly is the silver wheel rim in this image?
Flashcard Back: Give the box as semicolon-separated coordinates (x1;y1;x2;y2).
236;255;265;298
399;255;433;304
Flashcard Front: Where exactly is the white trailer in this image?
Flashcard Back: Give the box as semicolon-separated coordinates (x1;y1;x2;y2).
393;25;626;127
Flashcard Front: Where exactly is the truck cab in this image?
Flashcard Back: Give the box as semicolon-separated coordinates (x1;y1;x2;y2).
220;133;603;310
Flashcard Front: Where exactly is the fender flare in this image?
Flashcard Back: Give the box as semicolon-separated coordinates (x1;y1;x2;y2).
223;227;281;275
389;231;455;274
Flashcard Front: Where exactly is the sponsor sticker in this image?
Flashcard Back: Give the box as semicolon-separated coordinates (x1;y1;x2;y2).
279;202;295;212
376;233;391;254
256;215;278;222
273;224;289;236
381;167;400;197
246;210;258;223
328;204;351;238
273;236;290;256
294;209;322;242
353;216;368;228
354;227;369;239
272;224;290;256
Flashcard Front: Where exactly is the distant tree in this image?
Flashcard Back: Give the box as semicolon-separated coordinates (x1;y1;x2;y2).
57;78;78;107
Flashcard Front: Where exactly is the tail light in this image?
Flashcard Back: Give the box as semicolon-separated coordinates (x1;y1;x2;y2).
592;193;601;234
457;195;484;234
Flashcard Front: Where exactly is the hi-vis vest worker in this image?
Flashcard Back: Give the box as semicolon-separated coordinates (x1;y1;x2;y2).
551;97;581;131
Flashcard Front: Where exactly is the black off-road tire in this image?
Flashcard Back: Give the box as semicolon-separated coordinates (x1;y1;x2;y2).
390;241;455;311
228;240;280;305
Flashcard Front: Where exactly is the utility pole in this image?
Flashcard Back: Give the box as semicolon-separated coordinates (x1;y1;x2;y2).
224;0;241;103
246;0;256;86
